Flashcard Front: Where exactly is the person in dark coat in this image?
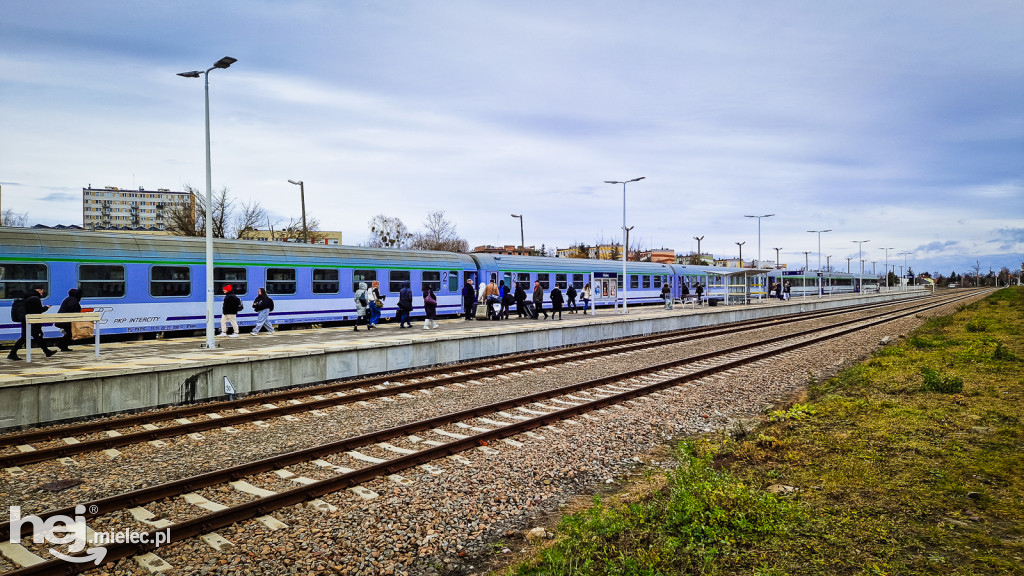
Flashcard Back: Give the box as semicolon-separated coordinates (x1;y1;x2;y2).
220;285;243;337
550;284;564;320
566;285;578;314
775;282;783;300
498;280;511;320
695;282;704;303
422;286;438;329
250;287;275;335
532;281;547;319
514;283;528;318
55;288;83;351
8;287;56;361
397;282;414;328
461;278;476;320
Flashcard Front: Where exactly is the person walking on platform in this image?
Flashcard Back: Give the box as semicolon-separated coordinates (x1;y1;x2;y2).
695;282;704;304
498;280;512;319
483;279;500;320
353;282;371;331
397;282;414;328
220;285;242;337
55;288;82;351
533;280;548;319
775;282;783;300
566;284;578;313
581;282;592;314
462;278;476;320
368;280;383;327
550;284;564;319
422;286;438;329
784;281;791;301
250;287;275;335
514;282;529;318
661;283;673;310
8;287;56;361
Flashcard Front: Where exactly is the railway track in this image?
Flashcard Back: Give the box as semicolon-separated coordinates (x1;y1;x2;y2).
0;290;983;575
0;295;939;468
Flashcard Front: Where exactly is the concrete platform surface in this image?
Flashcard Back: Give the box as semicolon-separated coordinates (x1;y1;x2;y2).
0;290;927;429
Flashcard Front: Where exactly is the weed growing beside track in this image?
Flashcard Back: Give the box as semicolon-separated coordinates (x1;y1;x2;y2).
506;288;1023;575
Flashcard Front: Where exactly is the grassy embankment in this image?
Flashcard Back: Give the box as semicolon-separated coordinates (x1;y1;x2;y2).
505;288;1023;575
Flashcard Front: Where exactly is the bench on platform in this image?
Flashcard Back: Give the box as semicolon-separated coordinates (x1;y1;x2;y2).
677;294;701;309
24;312;102;363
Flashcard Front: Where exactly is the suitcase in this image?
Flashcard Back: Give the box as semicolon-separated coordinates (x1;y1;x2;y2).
475;303;489;320
521;301;537;319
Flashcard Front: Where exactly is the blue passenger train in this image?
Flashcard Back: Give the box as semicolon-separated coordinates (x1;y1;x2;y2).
0;229;878;340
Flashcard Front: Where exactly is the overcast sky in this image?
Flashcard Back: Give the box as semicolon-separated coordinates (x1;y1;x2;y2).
2;1;1022;277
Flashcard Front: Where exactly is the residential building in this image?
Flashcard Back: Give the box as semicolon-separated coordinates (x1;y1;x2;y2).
472;244;537;256
83;186;195;231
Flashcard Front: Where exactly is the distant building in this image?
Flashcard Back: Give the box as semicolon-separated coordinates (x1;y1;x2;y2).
635;249;675;264
555;244;623;260
242;229;342;245
83;186;195;231
676;252;714;266
472;244;537;256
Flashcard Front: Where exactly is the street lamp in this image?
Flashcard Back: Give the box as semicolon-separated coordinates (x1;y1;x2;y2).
510;214;524;254
287;180;308;244
898;251;912;288
880;247;894;291
178;56;237;350
852;240;869;291
807;229;831;271
773;247;783;269
826;255;832;271
744;214;774;267
693;236;704;264
871;260;877;275
605;177;645;313
846;257;853;273
802;251;811;271
736;241;746;267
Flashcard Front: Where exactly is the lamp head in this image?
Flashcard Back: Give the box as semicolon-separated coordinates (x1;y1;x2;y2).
511;214;521;218
214;57;237;69
177;71;202;78
288;180;302;186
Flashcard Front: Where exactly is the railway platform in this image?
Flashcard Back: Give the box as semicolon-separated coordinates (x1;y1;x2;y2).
0;289;928;430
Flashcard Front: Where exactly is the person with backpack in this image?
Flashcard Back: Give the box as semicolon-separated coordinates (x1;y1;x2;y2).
353;282;371;331
367;280;384;328
220;285;243;337
581;282;592;314
55;288;83;351
566;284;578;314
514;282;530;318
397;282;414;328
250;287;275;336
8;287;56;361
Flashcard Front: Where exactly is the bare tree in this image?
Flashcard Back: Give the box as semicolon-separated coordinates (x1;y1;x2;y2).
409;211;469;252
1;209;28;227
280;216;325;243
164;186;201;236
367;214;412;248
209;187;233;239
234;200;268;240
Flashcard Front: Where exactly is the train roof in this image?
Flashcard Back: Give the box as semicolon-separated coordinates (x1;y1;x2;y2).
469;253;676;274
0;228;477;269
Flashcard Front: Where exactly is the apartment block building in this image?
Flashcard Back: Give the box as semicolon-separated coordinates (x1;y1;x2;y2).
83;186;195;231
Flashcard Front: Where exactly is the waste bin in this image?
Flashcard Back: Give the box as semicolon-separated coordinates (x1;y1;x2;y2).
708;298;718;307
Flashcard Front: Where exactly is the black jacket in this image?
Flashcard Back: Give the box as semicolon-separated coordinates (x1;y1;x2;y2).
58;289;83;314
550;287;564;307
252;294;274;312
25;293;49;316
398;285;414;311
514;285;527;304
222;293;243;315
566;286;577;301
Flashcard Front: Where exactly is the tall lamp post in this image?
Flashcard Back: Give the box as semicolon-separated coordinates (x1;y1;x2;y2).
852;240;869;291
510;214;524;253
773;247;783;269
898;251;912;288
826;255;832;271
802;251;811;271
693;235;704;264
807;229;831;271
880;247;894;291
744;214;774;267
178;56;237;350
287;180;308;244
604;177;645;313
736;241;746;267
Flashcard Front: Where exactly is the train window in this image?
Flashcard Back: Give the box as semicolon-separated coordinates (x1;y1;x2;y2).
555;273;567;289
423;271;441;292
79;265;125;298
0;263;48;299
215;267;247;296
618;276;623;289
313;269;339;294
448;271;459;292
389;270;410;293
653;275;662;288
488;273;497;285
352;269;376;292
266;268;296;295
516;272;531;289
642;276;652;289
572;274;585;289
537;273;550;290
150;266;191;297
501;272;512;291
630;275;639;289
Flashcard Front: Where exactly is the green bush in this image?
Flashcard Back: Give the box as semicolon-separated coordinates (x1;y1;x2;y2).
965;319;989;333
921;367;964;393
993;343;1018;361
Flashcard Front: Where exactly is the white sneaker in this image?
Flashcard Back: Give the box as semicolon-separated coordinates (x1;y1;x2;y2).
229;333;239;338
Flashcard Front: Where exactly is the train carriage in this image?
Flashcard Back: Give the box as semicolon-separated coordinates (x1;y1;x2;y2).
0;229;477;339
